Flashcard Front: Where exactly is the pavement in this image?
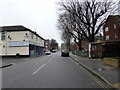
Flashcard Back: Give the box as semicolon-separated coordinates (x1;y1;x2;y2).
70;53;120;89
0;57;30;69
0;56;43;68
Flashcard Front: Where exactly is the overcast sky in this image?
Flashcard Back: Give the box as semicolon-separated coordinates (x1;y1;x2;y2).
0;0;119;46
0;0;63;46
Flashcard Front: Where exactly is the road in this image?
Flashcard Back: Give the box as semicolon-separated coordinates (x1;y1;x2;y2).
2;52;102;88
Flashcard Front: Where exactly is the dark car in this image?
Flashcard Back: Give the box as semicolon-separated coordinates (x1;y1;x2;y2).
61;50;69;57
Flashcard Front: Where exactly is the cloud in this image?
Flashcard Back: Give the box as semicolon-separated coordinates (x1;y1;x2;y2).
0;0;62;45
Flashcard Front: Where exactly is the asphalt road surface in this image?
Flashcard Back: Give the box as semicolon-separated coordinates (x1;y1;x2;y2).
2;52;102;88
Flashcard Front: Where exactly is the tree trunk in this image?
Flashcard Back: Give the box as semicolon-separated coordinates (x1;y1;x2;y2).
78;44;82;50
89;35;95;42
78;39;82;50
74;38;82;50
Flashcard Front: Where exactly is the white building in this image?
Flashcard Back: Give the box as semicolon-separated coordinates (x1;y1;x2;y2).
0;25;45;56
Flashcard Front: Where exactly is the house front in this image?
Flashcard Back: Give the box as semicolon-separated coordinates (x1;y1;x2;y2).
44;39;50;51
0;25;45;56
89;15;120;58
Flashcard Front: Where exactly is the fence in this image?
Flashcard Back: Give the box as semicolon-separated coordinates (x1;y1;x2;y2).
71;50;89;57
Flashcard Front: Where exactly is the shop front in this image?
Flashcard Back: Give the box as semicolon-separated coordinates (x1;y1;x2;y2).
89;40;120;58
29;44;45;56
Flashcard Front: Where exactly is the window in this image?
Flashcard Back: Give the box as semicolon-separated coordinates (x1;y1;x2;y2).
38;38;39;41
114;24;116;28
118;18;120;23
105;27;109;32
39;38;41;42
0;33;1;40
31;33;34;39
1;32;5;40
105;35;109;40
25;33;28;38
36;36;38;41
115;34;117;38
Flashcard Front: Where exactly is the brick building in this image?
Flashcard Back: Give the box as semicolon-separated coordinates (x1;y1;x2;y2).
82;36;104;51
44;39;50;51
103;15;120;41
89;15;120;58
70;42;79;51
102;15;120;57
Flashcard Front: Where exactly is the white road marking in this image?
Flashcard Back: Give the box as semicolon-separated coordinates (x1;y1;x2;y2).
33;63;46;75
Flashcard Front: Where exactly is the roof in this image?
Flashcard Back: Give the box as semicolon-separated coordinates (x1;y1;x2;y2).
106;15;120;22
0;25;44;40
89;40;120;44
0;25;28;31
108;15;120;18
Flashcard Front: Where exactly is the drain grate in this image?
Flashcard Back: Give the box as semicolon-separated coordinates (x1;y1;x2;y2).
93;65;114;71
93;67;105;71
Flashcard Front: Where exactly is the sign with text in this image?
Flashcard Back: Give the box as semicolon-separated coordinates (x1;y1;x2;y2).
9;41;29;46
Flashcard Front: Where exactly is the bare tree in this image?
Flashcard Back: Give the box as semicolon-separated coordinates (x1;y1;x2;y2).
50;39;58;51
57;11;83;50
61;30;71;50
58;0;118;42
58;13;72;50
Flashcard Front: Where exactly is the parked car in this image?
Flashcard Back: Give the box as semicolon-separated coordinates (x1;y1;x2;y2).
45;50;51;55
51;49;58;53
61;50;69;57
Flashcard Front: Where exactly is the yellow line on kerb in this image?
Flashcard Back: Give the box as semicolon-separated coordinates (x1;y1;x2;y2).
93;76;108;89
87;70;107;88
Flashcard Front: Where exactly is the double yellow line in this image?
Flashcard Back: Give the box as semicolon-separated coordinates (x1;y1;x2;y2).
82;66;111;89
90;74;109;89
